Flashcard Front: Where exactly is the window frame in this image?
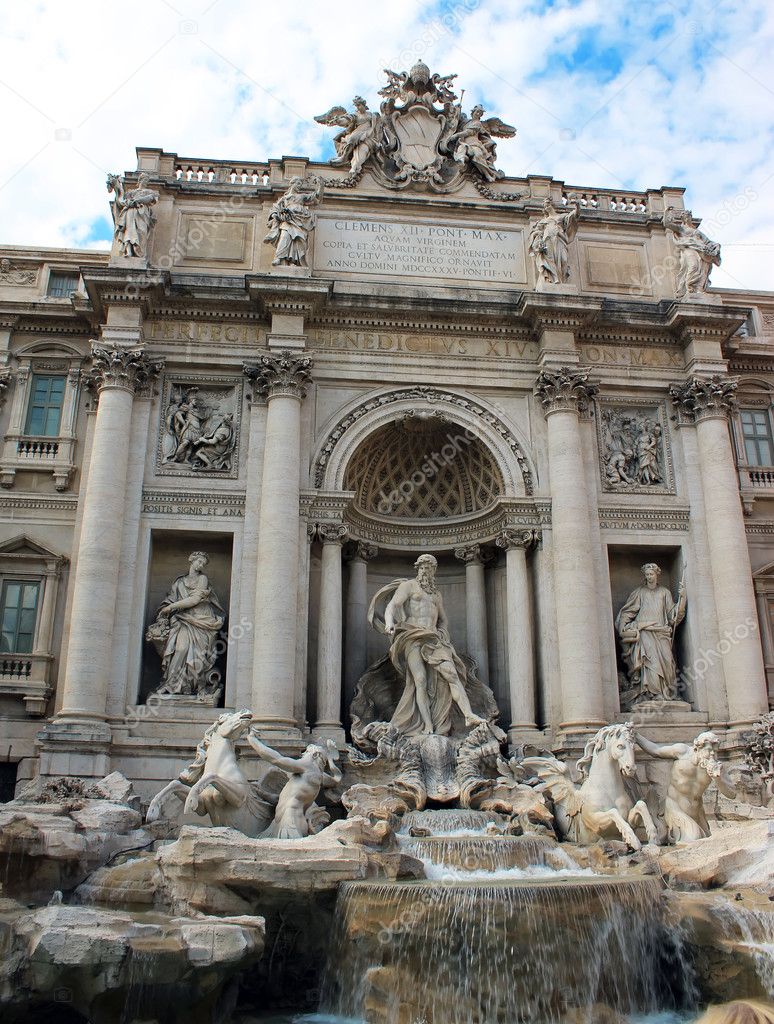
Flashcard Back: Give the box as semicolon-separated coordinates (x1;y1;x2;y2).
0;577;41;654
23;372;66;437
739;407;774;468
46;270;80;299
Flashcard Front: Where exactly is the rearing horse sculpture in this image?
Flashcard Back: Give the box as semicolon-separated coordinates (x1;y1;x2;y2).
146;709;278;838
523;722;659;850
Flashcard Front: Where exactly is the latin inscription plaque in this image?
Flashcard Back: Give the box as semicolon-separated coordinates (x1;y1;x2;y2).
313;215;526;284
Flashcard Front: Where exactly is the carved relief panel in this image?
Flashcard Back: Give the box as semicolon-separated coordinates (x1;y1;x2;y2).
156;374;243;479
596;398;674;495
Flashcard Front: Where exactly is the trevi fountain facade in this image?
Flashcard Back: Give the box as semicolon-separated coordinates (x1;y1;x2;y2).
0;61;772;1024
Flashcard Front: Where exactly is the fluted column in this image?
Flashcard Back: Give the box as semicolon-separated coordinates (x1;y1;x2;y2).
57;346;163;725
670;375;768;725
244;352;312;738
534;366;605;733
314;523;348;742
344;541;378;714
454;543;490;683
496;529;539;738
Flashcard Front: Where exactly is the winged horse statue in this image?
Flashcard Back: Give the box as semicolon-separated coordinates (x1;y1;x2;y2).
523;722;659;851
146;709;279;837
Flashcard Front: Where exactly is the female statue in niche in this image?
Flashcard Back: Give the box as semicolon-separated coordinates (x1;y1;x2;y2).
146;551;226;703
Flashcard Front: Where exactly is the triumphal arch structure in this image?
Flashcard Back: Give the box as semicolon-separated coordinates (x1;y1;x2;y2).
0;60;772;796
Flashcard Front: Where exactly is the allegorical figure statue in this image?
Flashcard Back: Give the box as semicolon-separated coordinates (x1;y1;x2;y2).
146;551;225;702
264;174;322;267
314;96;384;176
663;206;721;297
447;103;516;182
528;196;579;285
636;731;736;842
615;562;686;704
367;554;499;738
107;172;159;259
247;735;342;839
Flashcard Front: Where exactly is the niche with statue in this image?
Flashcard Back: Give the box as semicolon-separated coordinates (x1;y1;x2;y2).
140;530;233;706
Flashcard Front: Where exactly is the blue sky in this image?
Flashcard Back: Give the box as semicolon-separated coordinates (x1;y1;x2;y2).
0;0;772;289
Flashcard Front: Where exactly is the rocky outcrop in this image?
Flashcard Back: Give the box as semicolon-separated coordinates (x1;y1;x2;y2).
0;773;171;903
83;816;417;916
0;899;264;1024
657;821;774;888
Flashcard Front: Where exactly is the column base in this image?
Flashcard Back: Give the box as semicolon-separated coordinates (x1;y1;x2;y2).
312;722;346;746
36;717;113;780
249;718;305;749
507;724;545;750
554;720;607;758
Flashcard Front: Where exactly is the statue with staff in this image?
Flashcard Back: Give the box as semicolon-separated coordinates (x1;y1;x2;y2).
615;562;687;704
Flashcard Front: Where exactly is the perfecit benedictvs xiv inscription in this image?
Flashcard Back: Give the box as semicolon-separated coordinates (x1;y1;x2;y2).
313;216;526;283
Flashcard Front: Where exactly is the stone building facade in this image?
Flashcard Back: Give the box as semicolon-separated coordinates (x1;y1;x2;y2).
0;66;772;799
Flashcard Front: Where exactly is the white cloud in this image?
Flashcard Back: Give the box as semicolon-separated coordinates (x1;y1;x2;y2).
0;0;771;289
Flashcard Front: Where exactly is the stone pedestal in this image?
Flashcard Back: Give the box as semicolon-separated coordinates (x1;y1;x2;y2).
314;523;348;743
534;366;605;737
671;375;769;729
454;544;490;683
244;353;312;741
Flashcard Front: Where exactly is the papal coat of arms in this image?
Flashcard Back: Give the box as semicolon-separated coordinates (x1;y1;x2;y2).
315;61;516;193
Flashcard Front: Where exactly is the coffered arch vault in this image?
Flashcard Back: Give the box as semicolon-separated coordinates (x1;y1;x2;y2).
312;385;535;498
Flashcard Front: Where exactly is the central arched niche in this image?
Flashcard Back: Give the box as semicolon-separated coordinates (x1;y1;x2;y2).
344;412;504;519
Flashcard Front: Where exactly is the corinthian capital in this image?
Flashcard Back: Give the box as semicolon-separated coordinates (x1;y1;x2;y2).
315;522;349;545
454;543;486;566
496;528;540;551
244;351;313;401
88;345;164;395
669;374;738;422
534;365;598;416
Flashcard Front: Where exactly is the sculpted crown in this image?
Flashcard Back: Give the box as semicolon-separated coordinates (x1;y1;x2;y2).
244;351;313;400
88;345;164;394
533;366;599;416
669;374;738;421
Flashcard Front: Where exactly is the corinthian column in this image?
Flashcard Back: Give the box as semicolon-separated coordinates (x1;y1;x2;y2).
56;347;163;728
454;543;490;683
344;541;378;713
496;529;539;739
670;374;768;726
244;352;312;739
534;366;605;733
314;522;348;743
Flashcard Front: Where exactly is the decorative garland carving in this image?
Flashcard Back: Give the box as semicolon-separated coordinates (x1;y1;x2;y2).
472;178;524;202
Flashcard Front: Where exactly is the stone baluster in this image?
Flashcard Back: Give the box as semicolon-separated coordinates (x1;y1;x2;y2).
670;375;769;726
344;541;378;714
53;347;163;735
314;522;348;742
496;529;539;739
454;543;490;684
534;366;605;733
244;352;312;740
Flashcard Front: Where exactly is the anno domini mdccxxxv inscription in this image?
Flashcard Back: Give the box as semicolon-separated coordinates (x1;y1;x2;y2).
313;215;526;284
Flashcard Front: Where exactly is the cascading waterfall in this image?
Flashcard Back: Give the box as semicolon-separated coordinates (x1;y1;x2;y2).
705;898;774;999
321;875;693;1023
